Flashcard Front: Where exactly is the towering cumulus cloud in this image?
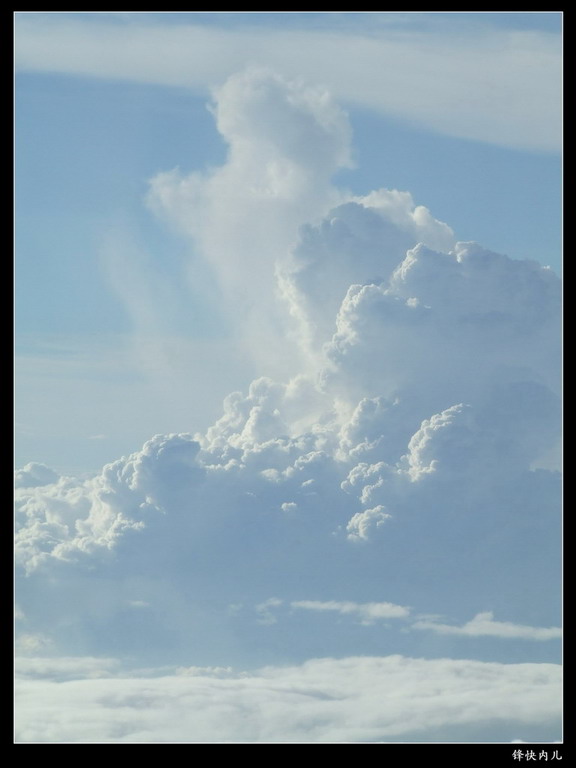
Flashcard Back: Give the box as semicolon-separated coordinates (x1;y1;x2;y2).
147;68;353;375
15;69;561;743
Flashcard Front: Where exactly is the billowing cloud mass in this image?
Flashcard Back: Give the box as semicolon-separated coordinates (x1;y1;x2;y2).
15;68;561;742
146;68;355;377
15;462;59;489
15;655;561;743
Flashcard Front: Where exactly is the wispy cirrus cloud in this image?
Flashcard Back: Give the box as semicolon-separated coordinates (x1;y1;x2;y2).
256;600;560;642
15;14;561;152
291;599;410;624
413;612;562;641
255;597;284;625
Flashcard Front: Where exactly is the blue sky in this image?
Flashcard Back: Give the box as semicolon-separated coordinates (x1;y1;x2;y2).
15;12;562;744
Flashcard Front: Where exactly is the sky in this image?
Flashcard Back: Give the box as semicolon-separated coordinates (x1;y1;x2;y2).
14;12;562;744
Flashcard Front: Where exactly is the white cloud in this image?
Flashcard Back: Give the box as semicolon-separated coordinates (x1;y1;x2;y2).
403;404;469;481
16;633;53;654
16;656;121;681
324;242;560;413
175;665;234;677
254;599;559;642
15;432;206;573
14;655;561;743
14;67;561;698
256;597;283;625
146;68;351;378
413;612;562;641
291;600;409;624
15;14;561;152
15;228;561;619
128;600;149;609
345;506;391;542
15;462;59;489
278;194;455;353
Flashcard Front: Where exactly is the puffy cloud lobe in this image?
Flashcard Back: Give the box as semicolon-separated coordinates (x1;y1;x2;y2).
212;68;352;177
391;242;560;324
200;377;293;453
345;506;391;542
340;392;561;550
403;403;468;481
15;433;204;573
14;655;561;743
15;380;560;576
15;462;59;489
324;243;560;410
339;404;476;511
10;390;493;570
14;376;350;575
278;193;455;352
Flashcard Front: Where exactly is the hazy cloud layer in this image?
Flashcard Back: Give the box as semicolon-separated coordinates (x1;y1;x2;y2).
15;655;561;743
15;14;561;152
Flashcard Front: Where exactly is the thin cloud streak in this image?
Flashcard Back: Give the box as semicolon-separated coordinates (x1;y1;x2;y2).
291;599;410;623
15;15;561;151
413;612;562;641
